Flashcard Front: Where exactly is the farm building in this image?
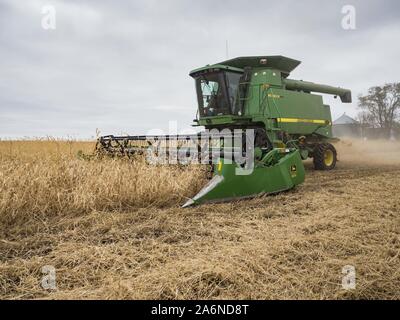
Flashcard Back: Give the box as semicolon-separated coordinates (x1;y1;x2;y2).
333;113;400;140
362;126;400;140
332;113;362;138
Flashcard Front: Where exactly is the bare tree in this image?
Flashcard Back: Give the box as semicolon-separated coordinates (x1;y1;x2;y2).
358;83;400;138
357;110;374;126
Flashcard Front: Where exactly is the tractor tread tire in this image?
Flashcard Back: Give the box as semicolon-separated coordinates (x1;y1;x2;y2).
313;143;337;170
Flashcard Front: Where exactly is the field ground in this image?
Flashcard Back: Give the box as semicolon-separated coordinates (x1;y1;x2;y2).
0;139;399;299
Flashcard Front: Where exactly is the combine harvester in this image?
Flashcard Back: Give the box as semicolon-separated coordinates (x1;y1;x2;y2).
96;56;351;207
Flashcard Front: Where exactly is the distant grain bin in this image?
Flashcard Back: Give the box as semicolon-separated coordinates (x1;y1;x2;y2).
333;113;362;138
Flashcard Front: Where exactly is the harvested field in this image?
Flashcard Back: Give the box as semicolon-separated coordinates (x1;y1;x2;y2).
0;139;399;299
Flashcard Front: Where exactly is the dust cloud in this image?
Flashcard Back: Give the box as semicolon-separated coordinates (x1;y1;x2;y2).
334;138;400;166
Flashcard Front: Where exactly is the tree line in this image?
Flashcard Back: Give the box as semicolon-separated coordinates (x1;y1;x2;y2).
358;83;400;138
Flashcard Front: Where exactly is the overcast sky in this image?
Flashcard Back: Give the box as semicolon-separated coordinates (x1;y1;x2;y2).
0;0;399;138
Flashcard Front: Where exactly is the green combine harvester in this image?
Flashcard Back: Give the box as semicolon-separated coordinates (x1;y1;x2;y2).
96;56;351;207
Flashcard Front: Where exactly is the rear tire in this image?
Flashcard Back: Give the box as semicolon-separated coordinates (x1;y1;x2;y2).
313;143;337;170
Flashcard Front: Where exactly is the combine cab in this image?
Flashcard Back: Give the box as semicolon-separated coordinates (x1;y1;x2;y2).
96;56;352;206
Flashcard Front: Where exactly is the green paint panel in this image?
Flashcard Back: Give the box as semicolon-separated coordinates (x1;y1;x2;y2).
184;149;305;206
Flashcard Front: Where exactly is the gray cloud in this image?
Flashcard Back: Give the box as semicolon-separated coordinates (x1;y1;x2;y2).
0;0;399;138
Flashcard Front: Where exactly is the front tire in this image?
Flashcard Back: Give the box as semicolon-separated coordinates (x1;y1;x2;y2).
313;143;337;170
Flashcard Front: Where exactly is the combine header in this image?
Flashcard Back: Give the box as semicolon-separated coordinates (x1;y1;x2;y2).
96;56;351;206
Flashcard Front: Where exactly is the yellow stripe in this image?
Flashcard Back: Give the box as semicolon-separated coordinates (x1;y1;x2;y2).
267;93;281;99
217;160;223;173
277;118;331;125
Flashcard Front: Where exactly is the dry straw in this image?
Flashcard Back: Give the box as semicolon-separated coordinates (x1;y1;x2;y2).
0;139;399;299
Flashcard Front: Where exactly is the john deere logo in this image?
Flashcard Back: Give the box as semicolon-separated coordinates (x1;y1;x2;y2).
290;165;297;177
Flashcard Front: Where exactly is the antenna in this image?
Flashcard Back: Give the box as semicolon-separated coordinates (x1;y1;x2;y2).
225;40;229;59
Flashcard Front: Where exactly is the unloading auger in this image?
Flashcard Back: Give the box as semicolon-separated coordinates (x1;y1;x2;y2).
96;56;351;207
